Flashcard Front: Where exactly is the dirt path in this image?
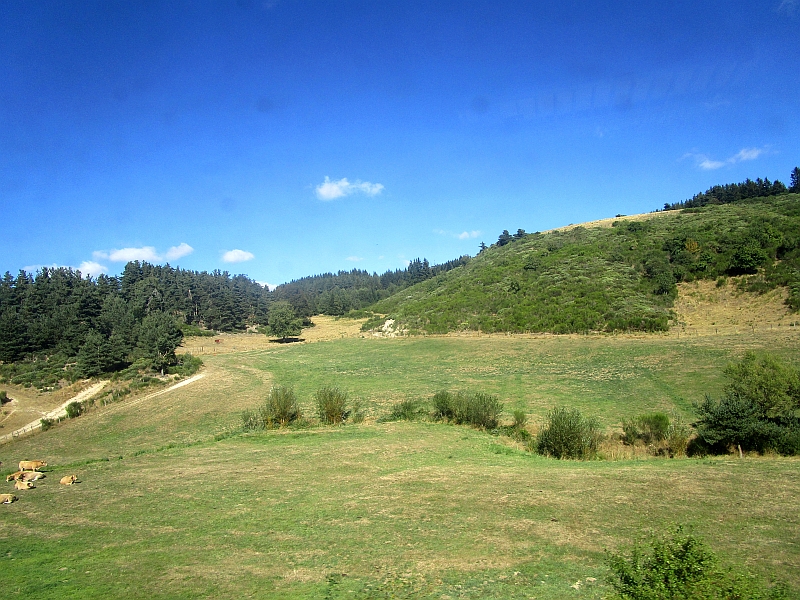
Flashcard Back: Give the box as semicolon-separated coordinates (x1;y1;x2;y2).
100;373;206;415
0;381;109;444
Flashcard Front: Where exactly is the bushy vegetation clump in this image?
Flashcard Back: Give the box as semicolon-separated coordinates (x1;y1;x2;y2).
431;390;503;429
535;406;601;459
256;386;301;428
622;412;690;457
695;352;800;455
315;386;349;424
606;527;790;599
382;398;427;422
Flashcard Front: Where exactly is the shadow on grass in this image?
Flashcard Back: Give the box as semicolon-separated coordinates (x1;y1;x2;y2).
268;338;305;344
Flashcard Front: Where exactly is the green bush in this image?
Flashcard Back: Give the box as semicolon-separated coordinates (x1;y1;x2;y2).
167;353;203;377
65;401;84;419
433;391;503;429
622;412;670;445
512;409;527;429
535;406;601;459
382;398;426;422
40;417;54;431
0;390;8;404
260;386;301;428
695;353;800;455
606;527;790;599
315;386;349;424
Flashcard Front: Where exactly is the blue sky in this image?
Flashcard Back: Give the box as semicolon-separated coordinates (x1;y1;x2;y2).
2;1;799;287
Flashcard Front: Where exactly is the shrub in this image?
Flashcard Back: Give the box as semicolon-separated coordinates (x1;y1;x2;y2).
167;353;203;377
382;398;426;422
606;527;790;599
622;412;670;445
260;386;301;428
535;406;601;459
695;353;800;455
667;413;691;457
512;409;527;429
65;401;84;419
431;390;454;420
0;390;8;404
451;392;503;429
40;417;54;431
315;386;349;424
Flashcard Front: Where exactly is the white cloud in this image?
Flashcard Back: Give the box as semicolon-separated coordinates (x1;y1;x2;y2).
92;251;109;260
22;263;59;274
346;256;363;262
165;243;194;261
777;0;797;15
222;249;255;263
699;158;726;170
256;281;277;291
684;147;767;170
77;261;108;277
458;230;481;240
315;176;384;201
107;246;161;262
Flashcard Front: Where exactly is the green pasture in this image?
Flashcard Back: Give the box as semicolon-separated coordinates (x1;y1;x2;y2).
2;331;799;598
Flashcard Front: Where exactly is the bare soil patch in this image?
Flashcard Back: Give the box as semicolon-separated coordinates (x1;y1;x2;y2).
672;278;798;335
0;380;99;434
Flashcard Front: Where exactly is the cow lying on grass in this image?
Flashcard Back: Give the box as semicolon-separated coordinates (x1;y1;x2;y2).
19;460;47;472
14;480;34;490
60;475;78;485
0;494;17;504
6;471;24;482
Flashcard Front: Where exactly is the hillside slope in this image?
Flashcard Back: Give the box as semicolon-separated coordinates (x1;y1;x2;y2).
370;195;800;334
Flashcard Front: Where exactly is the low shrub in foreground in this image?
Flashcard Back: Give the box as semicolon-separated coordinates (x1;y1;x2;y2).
606;527;790;599
315;386;349;424
432;390;503;429
260;386;301;428
535;406;601;459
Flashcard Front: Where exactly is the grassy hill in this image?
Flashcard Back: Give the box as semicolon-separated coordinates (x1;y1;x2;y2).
370;195;800;334
2;321;800;598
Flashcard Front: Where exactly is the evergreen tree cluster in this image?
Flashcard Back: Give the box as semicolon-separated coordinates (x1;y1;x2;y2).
272;256;470;317
0;261;271;375
664;174;792;211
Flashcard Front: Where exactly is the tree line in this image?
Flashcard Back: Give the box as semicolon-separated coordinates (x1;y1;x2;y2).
271;256;470;317
663;167;799;211
0;262;272;375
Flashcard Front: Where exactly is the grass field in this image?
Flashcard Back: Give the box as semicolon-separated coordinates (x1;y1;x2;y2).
1;321;799;598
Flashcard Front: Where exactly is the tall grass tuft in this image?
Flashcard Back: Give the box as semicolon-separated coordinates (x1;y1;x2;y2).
535;406;601;459
315;386;349;424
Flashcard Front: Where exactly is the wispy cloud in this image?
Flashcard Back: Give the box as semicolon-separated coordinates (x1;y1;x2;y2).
435;228;481;240
315;176;384;201
777;0;797;16
346;256;363;262
222;249;255;263
683;147;767;170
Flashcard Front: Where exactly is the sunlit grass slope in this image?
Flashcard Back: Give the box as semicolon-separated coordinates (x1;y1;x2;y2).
1;329;799;598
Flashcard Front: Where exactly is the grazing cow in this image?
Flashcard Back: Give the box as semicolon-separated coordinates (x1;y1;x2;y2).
60;475;78;485
18;460;47;472
0;494;17;504
6;471;24;482
21;471;44;482
14;480;34;490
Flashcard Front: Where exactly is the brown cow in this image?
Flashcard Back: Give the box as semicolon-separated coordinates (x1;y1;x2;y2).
5;471;24;482
60;475;78;485
21;471;44;482
0;493;17;504
18;460;47;472
14;480;34;490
